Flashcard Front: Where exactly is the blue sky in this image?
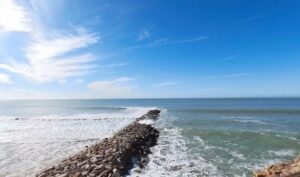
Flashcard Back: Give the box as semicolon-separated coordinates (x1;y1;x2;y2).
0;0;300;99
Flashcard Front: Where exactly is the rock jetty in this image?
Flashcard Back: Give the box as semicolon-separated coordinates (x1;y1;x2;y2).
254;156;300;177
36;109;161;177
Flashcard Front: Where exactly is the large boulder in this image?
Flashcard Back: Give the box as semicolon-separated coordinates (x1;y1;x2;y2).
254;156;300;177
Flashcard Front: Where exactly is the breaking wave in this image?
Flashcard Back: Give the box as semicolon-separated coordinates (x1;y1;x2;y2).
0;106;155;177
129;110;224;177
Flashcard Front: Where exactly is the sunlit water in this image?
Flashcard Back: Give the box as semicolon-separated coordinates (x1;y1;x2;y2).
0;99;300;177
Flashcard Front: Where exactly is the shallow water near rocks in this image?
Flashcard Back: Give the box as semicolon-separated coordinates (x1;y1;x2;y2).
0;98;300;177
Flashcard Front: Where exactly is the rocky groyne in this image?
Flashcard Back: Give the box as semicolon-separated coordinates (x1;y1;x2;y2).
36;110;161;177
254;156;300;177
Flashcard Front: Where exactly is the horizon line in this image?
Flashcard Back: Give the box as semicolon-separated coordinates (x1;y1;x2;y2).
1;96;300;101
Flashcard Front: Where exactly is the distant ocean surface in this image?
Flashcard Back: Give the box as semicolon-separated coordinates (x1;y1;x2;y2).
1;98;300;177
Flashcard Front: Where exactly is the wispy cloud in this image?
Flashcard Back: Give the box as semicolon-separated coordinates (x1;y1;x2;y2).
73;78;84;84
98;63;127;69
0;0;31;32
0;73;11;83
137;29;150;41
199;73;250;80
152;36;208;46
130;36;208;50
218;52;243;63
154;38;168;44
137;24;152;41
28;0;67;23
233;13;266;24
0;30;100;82
100;36;208;60
87;77;137;98
91;63;127;75
154;82;180;87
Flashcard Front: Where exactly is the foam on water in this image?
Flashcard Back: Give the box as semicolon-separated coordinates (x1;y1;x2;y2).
268;149;296;157
129;110;224;177
228;151;247;160
1;98;300;177
222;116;270;125
137;119;154;125
189;133;298;176
0;106;154;177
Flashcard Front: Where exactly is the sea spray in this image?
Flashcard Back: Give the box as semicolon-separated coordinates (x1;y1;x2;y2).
0;107;155;177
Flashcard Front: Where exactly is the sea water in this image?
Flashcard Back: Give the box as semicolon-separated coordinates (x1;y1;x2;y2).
0;98;300;177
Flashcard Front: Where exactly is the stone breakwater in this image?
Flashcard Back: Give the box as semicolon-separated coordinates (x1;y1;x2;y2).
254;156;300;177
36;109;161;177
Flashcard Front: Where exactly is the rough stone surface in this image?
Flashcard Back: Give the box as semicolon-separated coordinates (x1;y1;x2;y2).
36;110;161;177
254;156;300;177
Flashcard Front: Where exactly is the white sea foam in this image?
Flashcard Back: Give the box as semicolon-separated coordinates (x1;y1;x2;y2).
192;136;217;150
234;119;269;125
129;110;224;177
193;136;206;146
222;116;269;125
138;119;154;125
1;106;157;121
268;149;295;157
0;106;154;177
252;159;284;171
229;151;246;160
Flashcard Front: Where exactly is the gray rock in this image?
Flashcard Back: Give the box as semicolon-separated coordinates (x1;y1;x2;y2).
90;156;97;163
76;160;87;167
55;173;68;177
37;173;47;177
82;171;88;176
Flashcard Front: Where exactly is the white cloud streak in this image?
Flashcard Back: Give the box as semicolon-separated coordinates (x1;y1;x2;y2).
87;77;136;98
0;31;99;82
103;36;208;60
0;0;31;32
0;73;11;83
154;38;168;44
154;82;180;87
137;29;150;41
233;13;267;24
219;52;243;63
150;36;208;47
199;73;250;80
137;24;153;41
98;63;127;69
130;36;208;50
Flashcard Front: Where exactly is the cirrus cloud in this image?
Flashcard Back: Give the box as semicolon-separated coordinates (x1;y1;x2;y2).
0;73;11;83
0;30;100;83
87;77;137;98
154;82;180;87
0;0;31;32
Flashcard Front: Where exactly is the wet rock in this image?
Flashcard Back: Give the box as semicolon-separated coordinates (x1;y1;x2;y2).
71;172;81;177
90;156;97;163
77;160;87;167
35;110;161;177
82;171;88;176
56;173;68;177
37;173;47;177
254;155;300;177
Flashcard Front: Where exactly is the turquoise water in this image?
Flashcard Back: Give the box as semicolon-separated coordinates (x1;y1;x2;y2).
0;98;300;176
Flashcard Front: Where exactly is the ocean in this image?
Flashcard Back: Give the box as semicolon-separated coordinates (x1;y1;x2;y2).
0;98;300;177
